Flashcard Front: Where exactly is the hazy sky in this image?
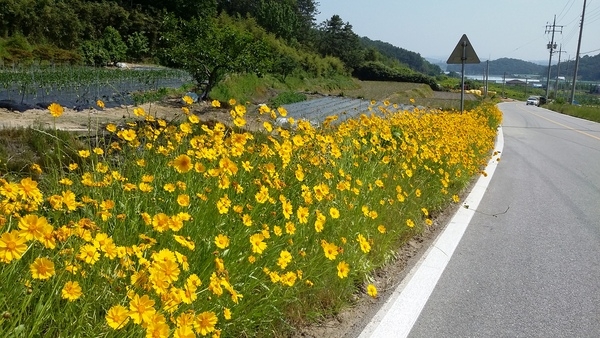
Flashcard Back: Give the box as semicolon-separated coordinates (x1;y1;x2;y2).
315;0;600;63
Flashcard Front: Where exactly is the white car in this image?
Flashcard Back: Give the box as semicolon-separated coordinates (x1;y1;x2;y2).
526;96;539;106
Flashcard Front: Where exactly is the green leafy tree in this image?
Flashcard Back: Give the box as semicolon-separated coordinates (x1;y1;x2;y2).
101;26;127;65
318;15;364;70
127;31;149;61
158;15;271;99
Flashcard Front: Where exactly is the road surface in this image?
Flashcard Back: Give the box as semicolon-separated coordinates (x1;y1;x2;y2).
362;101;600;337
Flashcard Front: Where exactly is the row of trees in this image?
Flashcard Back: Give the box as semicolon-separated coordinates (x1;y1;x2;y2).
0;0;443;97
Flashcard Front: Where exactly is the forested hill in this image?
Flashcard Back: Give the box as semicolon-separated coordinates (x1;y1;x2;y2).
360;37;442;76
445;56;600;81
446;58;545;76
0;0;442;96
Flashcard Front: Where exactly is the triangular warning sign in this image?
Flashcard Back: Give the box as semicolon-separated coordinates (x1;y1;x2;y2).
447;34;480;64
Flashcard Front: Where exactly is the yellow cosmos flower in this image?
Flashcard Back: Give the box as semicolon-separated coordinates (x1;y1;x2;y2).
0;230;28;263
30;257;55;280
329;207;340;219
96;100;105;109
277;250;292;269
367;284;378;298
172;154;193;173
61;281;83;301
133;107;146;116
182;95;193;105
377;225;387;234
48;102;63;117
406;219;415;228
214;234;230;249
106;304;130;329
18;214;51;241
211;100;221;107
321;240;339;260
195;311;218;336
228;98;236;106
223;308;232;320
129;294;156;324
177;194;190;207
119;129;137;142
249;233;267;254
337;261;350;279
78;150;90;158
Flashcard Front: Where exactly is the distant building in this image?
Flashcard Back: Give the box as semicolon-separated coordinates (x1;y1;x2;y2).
506;79;527;86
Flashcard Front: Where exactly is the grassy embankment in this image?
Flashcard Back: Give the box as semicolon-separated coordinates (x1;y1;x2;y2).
0;78;501;337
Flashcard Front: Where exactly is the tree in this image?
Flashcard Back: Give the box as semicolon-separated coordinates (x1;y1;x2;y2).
101;26;127;64
127;32;149;61
158;15;271;99
317;15;364;70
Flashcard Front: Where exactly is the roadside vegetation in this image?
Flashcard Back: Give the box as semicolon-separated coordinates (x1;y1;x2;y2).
0;94;502;336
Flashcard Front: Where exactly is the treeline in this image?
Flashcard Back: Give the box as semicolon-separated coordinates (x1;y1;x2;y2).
445;56;600;81
0;0;443;97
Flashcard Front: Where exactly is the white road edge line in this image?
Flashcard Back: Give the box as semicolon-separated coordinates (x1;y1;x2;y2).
359;125;505;338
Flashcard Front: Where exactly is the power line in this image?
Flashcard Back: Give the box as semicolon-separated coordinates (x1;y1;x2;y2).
580;47;600;54
558;0;577;21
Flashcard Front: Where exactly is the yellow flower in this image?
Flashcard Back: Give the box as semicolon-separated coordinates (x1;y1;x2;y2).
249;233;267;254
133;107;146;116
119;129;137;142
61;281;83;301
337;261;350;278
78;244;100;265
182;95;193;105
406;219;415;228
223;308;232;320
228;98;236;106
174;235;195;251
321;240;339;260
367;284;378;298
276;250;292;270
96;100;105;109
18;214;51;241
30;257;55;280
106;304;130;329
0;230;28;263
211;100;221;108
172;154;193;173
377;225;387;234
194;311;218;336
177;194;190;207
329;207;340;219
214;234;230;249
78;150;91;158
129;294;156;324
48;102;63;117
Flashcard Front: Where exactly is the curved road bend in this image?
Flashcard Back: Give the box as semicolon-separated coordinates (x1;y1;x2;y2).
405;101;600;337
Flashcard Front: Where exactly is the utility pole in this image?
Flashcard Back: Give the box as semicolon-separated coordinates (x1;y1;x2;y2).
545;15;562;99
570;0;587;105
554;45;566;99
502;72;506;98
485;60;489;97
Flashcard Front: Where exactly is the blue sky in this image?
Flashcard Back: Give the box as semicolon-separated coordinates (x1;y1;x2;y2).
315;0;600;63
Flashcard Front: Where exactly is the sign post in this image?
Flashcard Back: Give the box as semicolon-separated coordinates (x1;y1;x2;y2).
447;34;480;112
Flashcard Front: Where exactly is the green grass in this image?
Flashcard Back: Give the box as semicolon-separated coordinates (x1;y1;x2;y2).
545;103;600;123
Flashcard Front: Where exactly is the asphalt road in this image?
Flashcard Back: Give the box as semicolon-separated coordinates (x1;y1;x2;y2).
407;102;600;337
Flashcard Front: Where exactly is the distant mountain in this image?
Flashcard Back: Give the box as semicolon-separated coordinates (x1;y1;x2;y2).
446;58;545;76
359;37;442;76
549;53;600;81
